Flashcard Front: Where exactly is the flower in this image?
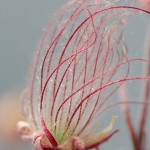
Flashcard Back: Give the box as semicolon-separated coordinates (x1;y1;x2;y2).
138;0;150;10
16;0;149;149
0;91;24;141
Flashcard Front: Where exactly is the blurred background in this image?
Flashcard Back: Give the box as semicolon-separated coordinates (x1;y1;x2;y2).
0;0;149;150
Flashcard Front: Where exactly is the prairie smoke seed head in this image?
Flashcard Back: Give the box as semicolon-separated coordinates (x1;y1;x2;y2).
17;0;145;149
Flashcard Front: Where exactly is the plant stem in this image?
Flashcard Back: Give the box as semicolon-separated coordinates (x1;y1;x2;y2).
138;19;150;150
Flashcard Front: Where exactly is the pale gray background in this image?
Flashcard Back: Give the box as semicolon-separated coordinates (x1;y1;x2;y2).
0;1;149;150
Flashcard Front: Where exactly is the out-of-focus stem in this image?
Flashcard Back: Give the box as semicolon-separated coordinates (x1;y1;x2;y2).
138;19;150;150
119;85;138;150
